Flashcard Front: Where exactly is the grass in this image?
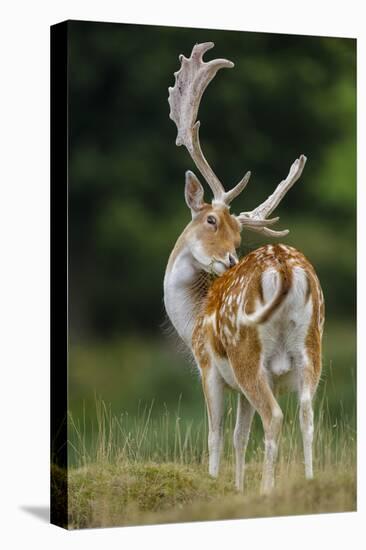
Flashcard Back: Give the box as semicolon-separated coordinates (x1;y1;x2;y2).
67;319;356;431
67;463;355;528
64;319;356;528
65;388;356;529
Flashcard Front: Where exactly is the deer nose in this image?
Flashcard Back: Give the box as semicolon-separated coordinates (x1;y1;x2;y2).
228;254;238;268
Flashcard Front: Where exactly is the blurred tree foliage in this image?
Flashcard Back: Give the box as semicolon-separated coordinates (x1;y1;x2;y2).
68;21;356;340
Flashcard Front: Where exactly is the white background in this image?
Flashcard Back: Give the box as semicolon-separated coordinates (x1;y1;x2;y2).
0;0;364;548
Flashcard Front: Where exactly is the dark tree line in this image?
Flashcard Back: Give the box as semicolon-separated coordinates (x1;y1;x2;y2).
68;21;356;340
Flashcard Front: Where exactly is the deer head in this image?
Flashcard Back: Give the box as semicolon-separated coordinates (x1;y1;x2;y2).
168;42;307;275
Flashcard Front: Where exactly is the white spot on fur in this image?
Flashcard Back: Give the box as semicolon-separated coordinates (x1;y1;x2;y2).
204;312;217;332
223;325;232;339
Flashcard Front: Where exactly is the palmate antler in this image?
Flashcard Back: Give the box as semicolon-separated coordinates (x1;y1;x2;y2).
168;42;250;205
168;42;307;237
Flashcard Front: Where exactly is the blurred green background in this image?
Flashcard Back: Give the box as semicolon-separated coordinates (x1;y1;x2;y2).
68;21;356;463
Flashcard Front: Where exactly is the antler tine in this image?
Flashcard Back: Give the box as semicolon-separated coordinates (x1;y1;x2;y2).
250;155;307;220
236;155;307;237
187;41;215;60
222;171;251;204
168;42;235;202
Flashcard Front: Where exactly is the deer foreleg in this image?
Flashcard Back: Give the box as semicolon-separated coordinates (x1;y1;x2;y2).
202;364;225;478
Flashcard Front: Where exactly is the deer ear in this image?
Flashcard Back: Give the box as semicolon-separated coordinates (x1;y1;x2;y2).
184;171;205;217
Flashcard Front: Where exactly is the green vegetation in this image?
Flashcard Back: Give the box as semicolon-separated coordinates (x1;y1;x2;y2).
67;386;356;529
68;463;355;528
68;462;355;529
68;22;356;337
67;319;356;527
68;319;356;463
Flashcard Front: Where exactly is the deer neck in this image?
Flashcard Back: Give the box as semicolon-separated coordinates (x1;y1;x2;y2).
164;227;211;348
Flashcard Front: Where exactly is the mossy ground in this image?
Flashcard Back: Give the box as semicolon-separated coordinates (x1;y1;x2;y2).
67;459;356;529
65;392;356;529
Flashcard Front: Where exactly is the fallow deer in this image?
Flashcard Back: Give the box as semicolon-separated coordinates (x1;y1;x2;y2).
164;42;324;494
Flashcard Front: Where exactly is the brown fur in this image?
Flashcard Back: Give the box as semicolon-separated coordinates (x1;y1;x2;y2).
167;200;323;492
194;244;319;356
167;205;241;275
190;243;323;491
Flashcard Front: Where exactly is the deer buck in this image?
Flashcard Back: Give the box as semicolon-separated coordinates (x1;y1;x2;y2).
164;42;324;494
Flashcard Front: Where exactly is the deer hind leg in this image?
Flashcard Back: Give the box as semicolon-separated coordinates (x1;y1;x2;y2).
256;378;283;495
201;364;225;478
233;393;255;492
299;385;314;479
294;351;321;480
230;353;283;494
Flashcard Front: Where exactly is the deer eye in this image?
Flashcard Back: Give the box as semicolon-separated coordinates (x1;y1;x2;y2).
207;215;217;226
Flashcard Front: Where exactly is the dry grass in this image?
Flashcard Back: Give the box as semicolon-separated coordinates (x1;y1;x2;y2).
64;394;356;529
67;461;355;529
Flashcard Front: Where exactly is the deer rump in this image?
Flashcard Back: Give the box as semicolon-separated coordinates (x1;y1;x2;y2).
240;265;313;379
